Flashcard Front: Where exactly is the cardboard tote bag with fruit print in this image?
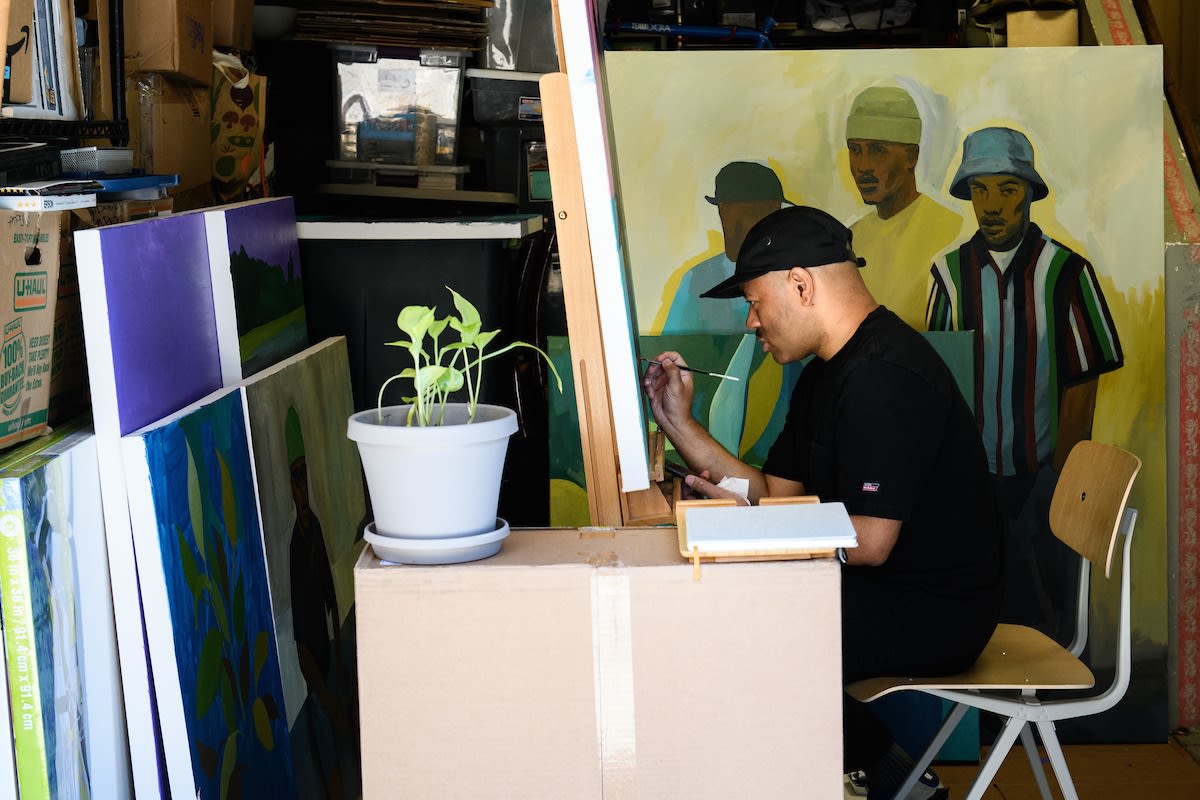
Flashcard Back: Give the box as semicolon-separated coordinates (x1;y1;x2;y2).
211;51;267;203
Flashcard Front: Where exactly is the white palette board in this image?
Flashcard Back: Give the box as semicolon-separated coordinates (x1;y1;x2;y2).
679;502;858;557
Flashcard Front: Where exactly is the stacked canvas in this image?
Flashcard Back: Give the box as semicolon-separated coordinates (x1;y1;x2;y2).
122;389;295;798
75;197;364;798
0;424;131;798
241;338;365;800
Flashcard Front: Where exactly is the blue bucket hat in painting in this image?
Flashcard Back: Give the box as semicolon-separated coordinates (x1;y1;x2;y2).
949;126;1049;201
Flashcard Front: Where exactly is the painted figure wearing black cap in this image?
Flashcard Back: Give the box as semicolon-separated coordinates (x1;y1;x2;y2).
644;205;1002;800
660;161;791;334
928;126;1123;642
844;85;963;328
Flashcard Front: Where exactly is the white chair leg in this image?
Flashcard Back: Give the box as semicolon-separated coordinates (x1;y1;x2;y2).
1035;720;1080;800
1019;722;1053;800
890;702;972;800
964;716;1025;800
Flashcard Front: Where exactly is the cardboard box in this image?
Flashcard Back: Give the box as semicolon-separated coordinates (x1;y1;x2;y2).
130;0;213;86
93;197;173;227
0;210;68;448
1006;9;1079;47
213;0;252;51
4;0;34;104
134;73;212;202
354;527;843;798
83;0;114;119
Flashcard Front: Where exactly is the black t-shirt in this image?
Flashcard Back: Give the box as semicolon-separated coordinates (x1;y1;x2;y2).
764;307;1003;601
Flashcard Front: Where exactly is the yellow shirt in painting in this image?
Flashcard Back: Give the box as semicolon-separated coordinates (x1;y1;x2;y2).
852;193;965;329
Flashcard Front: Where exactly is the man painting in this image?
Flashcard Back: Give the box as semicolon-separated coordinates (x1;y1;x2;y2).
645;206;1002;800
845;85;963;328
927;126;1123;641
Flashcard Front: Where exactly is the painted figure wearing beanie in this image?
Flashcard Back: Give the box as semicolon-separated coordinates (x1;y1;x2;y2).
844;85;965;329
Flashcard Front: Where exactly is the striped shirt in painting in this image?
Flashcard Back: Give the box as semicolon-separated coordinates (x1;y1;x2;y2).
926;224;1122;476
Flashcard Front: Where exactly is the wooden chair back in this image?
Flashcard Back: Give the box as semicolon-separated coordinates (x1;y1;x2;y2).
1049;440;1142;579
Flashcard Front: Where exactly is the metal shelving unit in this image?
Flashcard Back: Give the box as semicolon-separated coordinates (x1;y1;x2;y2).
0;0;128;146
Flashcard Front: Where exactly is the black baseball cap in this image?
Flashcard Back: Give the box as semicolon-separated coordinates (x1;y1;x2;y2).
700;206;866;299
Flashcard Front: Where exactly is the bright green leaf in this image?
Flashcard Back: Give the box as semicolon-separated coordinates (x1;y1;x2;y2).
415;364;448;391
448;287;481;329
434;369;465;394
396;305;435;342
475;329;500;350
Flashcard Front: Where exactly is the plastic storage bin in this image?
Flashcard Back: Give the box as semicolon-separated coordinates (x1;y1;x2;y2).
335;48;466;165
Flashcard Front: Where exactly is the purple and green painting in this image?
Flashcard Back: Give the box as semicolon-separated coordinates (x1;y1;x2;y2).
90;214;224;436
217;198;307;377
124;389;293;799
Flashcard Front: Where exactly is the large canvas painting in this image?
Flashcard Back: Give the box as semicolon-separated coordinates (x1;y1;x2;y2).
75;214;240;797
241;336;365;800
122;388;294;800
604;47;1165;739
0;425;130;799
205;197;307;378
76;215;233;437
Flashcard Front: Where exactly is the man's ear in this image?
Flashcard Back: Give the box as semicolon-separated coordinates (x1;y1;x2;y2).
788;267;814;304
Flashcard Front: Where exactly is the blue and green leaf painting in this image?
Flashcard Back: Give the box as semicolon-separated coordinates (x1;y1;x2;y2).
139;391;294;799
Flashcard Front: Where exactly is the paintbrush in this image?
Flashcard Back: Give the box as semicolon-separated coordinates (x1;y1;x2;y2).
641;358;740;382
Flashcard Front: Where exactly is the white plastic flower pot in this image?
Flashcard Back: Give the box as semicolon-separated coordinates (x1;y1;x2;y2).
347;403;518;539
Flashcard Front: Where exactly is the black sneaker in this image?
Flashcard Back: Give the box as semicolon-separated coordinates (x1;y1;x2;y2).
845;770;869;796
847;767;949;800
912;768;950;800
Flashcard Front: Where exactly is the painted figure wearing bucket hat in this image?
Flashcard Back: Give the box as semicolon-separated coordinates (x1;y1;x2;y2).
843;85;964;329
928;125;1123;639
644;204;1002;800
660;161;793;335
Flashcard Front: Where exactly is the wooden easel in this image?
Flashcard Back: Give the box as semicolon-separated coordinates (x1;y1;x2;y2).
540;1;673;526
541;71;674;527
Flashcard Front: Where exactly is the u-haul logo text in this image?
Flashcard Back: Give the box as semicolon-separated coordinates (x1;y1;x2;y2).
12;272;47;311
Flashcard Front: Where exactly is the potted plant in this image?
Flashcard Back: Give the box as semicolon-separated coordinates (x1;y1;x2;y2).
346;287;561;561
